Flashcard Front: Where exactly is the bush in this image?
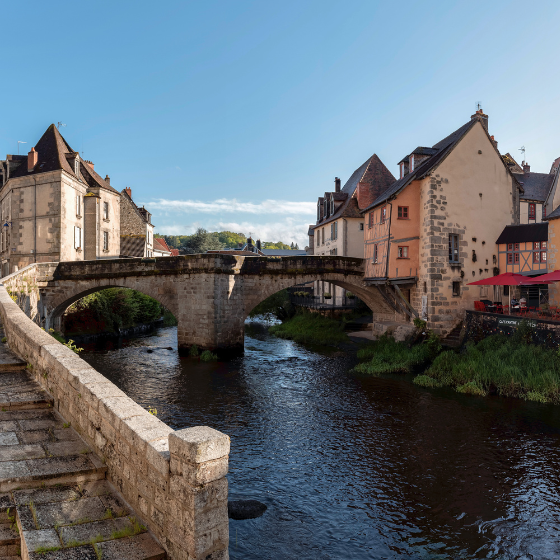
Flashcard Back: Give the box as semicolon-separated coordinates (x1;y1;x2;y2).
249;289;295;321
353;334;433;375
421;333;560;403
200;350;218;362
189;344;199;357
269;311;348;346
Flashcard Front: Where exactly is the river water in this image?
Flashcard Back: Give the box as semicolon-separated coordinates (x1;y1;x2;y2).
80;321;560;559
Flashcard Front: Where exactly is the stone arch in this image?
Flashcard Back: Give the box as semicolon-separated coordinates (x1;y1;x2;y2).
242;272;394;320
45;277;179;329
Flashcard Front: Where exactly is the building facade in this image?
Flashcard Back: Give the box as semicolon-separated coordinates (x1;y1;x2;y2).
311;157;395;305
119;187;155;257
0;125;121;276
360;110;522;333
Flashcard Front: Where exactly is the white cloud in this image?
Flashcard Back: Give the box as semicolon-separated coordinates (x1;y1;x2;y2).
141;198;316;215
156;217;313;248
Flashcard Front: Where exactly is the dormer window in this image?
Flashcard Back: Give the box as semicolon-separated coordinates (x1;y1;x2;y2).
331;198;334;215
317;202;321;221
74;156;80;177
324;199;328;217
400;163;405;179
410;155;415;172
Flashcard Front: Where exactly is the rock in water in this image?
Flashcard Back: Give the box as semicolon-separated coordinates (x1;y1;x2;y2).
228;499;267;520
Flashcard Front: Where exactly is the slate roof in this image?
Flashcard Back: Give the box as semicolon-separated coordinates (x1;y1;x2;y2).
260;249;307;256
312;154;395;229
362;117;522;212
545;205;560;220
514;172;554;202
9;124;118;194
496;223;548;244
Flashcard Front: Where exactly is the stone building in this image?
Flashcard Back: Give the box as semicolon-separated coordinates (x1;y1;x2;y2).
361;109;523;334
0;124;121;276
310;156;395;305
119;187;155;257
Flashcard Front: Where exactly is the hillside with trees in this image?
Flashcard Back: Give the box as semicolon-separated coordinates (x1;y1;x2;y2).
155;229;301;253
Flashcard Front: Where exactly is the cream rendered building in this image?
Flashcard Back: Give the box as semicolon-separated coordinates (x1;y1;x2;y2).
311;156;395;305
0;124;121;276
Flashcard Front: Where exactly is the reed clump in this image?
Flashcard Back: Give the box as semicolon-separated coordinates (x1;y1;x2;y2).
269;311;349;346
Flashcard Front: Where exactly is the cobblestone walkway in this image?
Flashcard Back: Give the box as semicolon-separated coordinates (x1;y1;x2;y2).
0;343;165;560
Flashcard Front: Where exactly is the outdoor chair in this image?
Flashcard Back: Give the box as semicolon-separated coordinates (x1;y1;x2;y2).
502;305;510;315
495;304;503;314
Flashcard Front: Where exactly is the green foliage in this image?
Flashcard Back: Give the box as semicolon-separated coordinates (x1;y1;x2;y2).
180;227;224;254
162;308;178;327
269;311;349;346
200;350;218;362
1;336;6;343
249;289;295;321
189;344;199;357
64;288;167;335
421;333;560;402
216;231;247;248
413;375;442;388
263;241;291;250
413;317;427;330
354;334;433;375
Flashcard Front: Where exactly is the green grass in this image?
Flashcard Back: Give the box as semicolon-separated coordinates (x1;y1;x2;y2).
353;334;434;375
420;333;560;403
269;312;349;346
200;350;218;362
35;545;61;553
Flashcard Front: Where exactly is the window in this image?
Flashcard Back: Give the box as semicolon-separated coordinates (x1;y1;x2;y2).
369;212;374;228
544;206;547;219
507;253;513;264
317;203;320;221
452;282;460;297
534;241;547;263
330;248;337;255
542;251;547;262
400;163;404;179
76;194;81;217
397;246;409;258
359;223;364;231
381;206;387;223
74;157;79;177
514;253;520;263
373;243;378;263
410;155;415;172
331;198;334;215
103;202;109;220
103;231;109;251
529;203;536;220
322;227;325;245
533;251;541;263
74;226;82;249
334;221;338;240
398;206;409;219
449;234;459;262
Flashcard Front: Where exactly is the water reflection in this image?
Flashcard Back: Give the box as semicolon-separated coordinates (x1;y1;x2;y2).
81;322;560;559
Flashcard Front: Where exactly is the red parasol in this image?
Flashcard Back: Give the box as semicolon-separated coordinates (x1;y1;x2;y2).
523;270;560;284
467;272;530;286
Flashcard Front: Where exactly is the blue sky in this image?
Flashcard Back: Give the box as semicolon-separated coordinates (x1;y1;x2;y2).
2;0;560;247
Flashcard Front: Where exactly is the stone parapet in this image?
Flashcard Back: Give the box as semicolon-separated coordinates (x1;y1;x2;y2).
0;283;230;560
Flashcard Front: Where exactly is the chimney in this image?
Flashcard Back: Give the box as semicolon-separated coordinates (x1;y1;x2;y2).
125;187;132;197
27;147;38;172
335;177;341;192
490;135;498;149
105;175;110;185
470;108;489;131
523;162;531;174
256;239;262;250
85;160;94;171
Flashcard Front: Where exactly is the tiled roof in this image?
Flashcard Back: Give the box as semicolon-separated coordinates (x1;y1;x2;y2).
362;117;520;212
496;223;548;244
121;189;153;225
153;238;171;253
514;172;554;202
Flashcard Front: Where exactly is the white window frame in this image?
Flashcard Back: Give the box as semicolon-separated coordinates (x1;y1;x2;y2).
74;226;82;249
410;155;415;172
74;157;79;177
76;194;81;217
103;231;109;251
103;201;109;220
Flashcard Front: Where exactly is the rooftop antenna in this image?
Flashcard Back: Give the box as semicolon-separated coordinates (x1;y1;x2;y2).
475;101;482;111
57;122;66;130
519;146;526;163
17;141;27;154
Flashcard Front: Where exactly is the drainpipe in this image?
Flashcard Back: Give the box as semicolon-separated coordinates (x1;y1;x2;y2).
33;177;37;264
385;195;396;279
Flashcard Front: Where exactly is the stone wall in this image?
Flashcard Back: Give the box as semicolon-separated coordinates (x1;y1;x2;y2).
0;279;230;560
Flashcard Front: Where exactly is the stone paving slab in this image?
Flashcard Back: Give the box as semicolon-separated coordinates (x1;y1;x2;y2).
22;527;59;552
0;523;18;544
59;517;133;546
0;443;45;461
27;545;99;560
0;434;18;447
12;485;81;506
0;344;26;372
96;533;166;560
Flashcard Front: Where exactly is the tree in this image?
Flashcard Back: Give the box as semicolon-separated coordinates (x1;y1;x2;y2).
295;243;299;250
180;228;224;254
216;231;246;248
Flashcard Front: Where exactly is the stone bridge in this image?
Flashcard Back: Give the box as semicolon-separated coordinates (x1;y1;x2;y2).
2;254;413;354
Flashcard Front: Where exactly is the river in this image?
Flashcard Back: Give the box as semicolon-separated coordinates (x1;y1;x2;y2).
80;321;560;559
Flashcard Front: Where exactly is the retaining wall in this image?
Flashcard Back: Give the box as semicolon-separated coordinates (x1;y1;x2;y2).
0;283;230;560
